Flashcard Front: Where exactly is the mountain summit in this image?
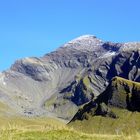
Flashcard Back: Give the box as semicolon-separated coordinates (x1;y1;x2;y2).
63;35;103;51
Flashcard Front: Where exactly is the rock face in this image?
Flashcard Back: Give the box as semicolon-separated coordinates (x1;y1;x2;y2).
0;35;140;120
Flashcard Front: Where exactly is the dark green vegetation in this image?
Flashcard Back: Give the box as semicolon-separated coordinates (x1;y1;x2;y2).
98;76;140;111
69;76;140;135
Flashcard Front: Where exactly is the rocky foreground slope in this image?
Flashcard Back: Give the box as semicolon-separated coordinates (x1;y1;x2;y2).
0;35;140;120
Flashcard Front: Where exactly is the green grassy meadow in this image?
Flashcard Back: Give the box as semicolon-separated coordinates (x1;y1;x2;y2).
0;114;139;140
0;100;139;139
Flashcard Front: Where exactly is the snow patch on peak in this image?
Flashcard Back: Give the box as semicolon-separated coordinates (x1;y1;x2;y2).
62;35;103;51
0;73;6;86
73;35;97;40
68;35;102;43
99;51;116;59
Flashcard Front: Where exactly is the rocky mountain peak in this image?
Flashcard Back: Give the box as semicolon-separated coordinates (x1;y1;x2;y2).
69;35;99;42
121;42;140;52
62;35;103;51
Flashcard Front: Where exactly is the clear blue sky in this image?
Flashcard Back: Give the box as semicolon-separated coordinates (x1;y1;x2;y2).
0;0;140;71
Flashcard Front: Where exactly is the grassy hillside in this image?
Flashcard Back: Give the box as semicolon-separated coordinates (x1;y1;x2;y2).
69;107;140;135
69;76;140;138
106;76;140;111
0;104;139;139
74;76;140;119
0;115;140;140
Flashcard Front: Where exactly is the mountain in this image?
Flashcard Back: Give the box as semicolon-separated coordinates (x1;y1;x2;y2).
0;35;140;121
